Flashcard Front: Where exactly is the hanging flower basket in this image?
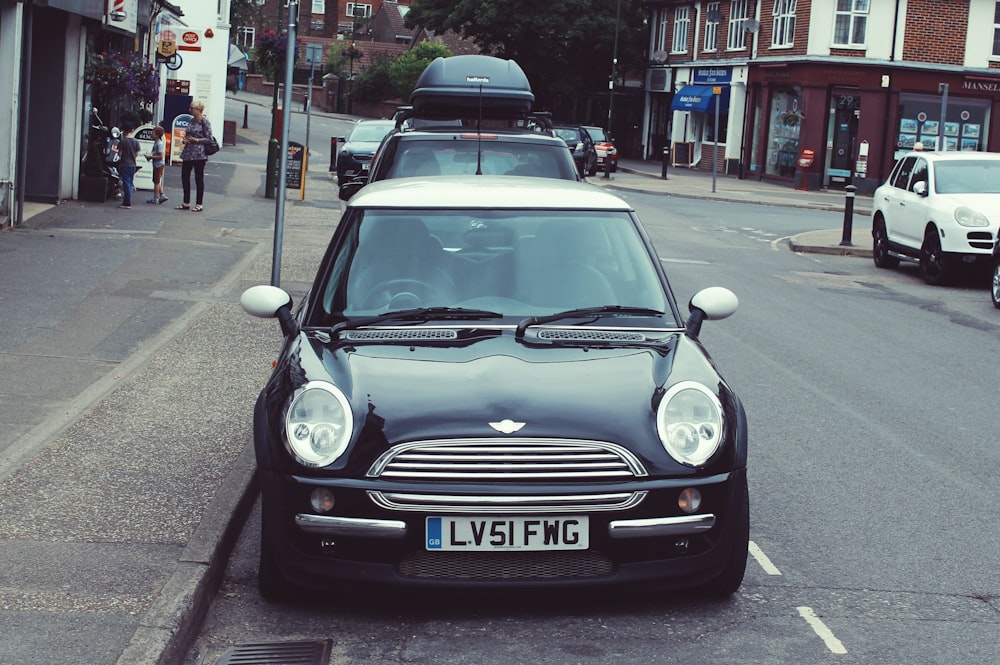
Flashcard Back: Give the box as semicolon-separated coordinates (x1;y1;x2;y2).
781;110;803;127
85;50;159;110
254;30;301;80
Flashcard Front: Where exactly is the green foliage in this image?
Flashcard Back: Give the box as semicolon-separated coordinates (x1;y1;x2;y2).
326;49;349;79
404;0;647;111
352;54;397;103
388;41;452;100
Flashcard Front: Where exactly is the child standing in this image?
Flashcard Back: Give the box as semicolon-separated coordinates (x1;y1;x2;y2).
117;124;141;209
146;125;167;204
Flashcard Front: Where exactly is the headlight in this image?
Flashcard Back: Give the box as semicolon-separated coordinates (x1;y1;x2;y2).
284;381;353;467
954;206;989;227
656;382;724;467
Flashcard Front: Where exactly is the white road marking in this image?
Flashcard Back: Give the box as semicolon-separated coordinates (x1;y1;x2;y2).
748;540;782;575
797;606;848;654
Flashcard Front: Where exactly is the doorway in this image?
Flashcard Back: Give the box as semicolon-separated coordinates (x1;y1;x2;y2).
826;91;860;188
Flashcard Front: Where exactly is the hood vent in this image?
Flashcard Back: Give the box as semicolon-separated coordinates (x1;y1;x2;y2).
343;328;458;341
537;329;646;342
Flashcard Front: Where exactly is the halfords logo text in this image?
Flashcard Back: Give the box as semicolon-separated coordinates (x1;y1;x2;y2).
466;76;490;83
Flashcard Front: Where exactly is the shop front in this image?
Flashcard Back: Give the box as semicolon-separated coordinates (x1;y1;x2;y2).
744;61;1000;194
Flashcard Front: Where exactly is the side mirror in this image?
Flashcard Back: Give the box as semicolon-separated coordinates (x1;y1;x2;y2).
686;287;738;338
241;285;297;337
912;180;928;196
339;180;365;201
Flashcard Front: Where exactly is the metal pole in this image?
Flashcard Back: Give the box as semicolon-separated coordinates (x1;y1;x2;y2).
606;0;621;157
242;103;248;129
937;83;948;152
840;185;857;246
306;57;314;158
265;2;284;199
712;93;719;193
272;0;298;288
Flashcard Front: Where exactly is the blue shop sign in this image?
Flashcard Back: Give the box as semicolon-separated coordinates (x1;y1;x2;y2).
693;67;733;85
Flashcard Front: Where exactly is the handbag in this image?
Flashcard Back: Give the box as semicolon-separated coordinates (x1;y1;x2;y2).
204;134;220;156
202;119;220;156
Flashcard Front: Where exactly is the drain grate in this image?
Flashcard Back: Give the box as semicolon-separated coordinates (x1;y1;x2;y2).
215;640;332;665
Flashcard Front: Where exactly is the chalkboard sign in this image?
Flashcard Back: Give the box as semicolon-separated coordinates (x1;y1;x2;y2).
286;141;306;200
222;120;237;146
671;141;693;167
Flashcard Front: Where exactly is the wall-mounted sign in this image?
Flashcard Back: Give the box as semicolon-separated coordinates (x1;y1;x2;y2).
178;31;202;52
166;79;190;95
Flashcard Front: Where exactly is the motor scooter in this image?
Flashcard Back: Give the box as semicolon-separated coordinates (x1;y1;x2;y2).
81;108;123;200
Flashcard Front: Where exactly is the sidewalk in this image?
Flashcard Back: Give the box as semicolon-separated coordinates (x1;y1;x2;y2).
0;101;873;665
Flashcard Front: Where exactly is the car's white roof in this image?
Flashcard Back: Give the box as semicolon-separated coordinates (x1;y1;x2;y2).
900;150;1000;162
349;175;634;211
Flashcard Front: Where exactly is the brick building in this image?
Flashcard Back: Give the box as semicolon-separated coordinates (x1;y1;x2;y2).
643;0;1000;193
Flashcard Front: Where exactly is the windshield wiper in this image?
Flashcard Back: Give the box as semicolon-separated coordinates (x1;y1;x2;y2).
332;307;503;335
515;306;664;340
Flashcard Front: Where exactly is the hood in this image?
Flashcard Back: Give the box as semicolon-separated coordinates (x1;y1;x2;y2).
293;332;726;472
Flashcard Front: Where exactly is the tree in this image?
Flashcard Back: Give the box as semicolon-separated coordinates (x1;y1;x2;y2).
389;41;452;101
352;54;397;103
404;0;647;112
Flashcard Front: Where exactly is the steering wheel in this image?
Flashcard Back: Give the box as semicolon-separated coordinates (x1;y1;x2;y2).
361;278;438;309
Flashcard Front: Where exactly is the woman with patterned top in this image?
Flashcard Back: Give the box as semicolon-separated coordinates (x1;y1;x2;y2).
176;100;212;212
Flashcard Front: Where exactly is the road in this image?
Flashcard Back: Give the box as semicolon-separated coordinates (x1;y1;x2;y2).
183;192;1000;665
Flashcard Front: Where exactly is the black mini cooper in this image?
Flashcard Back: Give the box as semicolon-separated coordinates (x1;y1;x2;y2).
242;175;748;600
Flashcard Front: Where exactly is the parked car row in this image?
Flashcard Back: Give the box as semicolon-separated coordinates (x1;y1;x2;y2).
243;55;748;602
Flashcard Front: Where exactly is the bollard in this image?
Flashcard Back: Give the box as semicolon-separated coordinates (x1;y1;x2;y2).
661;146;670;180
603;152;611;179
242;104;248;129
330;137;339;172
840;184;857;246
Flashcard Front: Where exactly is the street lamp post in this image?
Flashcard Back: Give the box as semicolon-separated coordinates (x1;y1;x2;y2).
604;0;622;180
345;6;365;115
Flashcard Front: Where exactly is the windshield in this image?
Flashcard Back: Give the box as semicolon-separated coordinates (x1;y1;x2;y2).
385;141;578;179
349;122;394;143
315;209;669;323
933;160;1000;194
585;127;608;143
554;128;582;144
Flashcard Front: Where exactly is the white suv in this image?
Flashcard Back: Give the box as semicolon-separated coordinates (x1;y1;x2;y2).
871;151;1000;285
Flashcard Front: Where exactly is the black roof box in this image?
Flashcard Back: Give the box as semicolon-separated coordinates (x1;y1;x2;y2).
409;55;534;118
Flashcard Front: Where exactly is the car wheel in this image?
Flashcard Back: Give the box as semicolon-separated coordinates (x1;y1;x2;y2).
872;218;900;269
991;261;1000;309
919;229;952;286
696;476;749;598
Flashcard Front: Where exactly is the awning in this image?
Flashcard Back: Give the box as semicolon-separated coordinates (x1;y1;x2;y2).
228;43;248;70
671;85;730;114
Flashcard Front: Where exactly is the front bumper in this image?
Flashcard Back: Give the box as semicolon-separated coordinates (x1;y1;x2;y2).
260;467;746;592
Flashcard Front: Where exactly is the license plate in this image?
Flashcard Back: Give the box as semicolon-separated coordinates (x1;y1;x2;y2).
426;516;589;551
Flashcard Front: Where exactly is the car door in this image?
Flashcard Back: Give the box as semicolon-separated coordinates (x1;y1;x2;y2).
879;156;916;245
895;156;931;249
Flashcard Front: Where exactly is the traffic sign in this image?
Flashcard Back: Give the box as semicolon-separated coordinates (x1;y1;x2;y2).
158;40;176;57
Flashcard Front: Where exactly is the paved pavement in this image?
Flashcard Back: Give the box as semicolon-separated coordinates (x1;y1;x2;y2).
0;97;873;665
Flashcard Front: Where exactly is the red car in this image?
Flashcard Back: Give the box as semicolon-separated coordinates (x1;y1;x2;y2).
584;126;618;173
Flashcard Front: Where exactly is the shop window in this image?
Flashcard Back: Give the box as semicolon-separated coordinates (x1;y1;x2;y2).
654;8;669;54
765;89;803;177
704;112;729;143
895;92;989;160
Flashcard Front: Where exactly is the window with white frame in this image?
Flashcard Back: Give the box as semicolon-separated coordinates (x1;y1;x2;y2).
312;0;325;12
833;0;868;46
654;7;669;54
704;2;720;51
672;6;690;53
993;2;1000;56
235;26;256;49
727;0;749;50
346;3;372;18
772;0;796;47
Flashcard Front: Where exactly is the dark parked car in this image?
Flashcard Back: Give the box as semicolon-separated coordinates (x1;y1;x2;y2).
335;119;395;182
241;175;748;601
553;124;599;177
339;55;580;200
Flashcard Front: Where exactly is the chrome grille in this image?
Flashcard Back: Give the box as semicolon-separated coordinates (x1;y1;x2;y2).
399;550;615;580
367;439;648;481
